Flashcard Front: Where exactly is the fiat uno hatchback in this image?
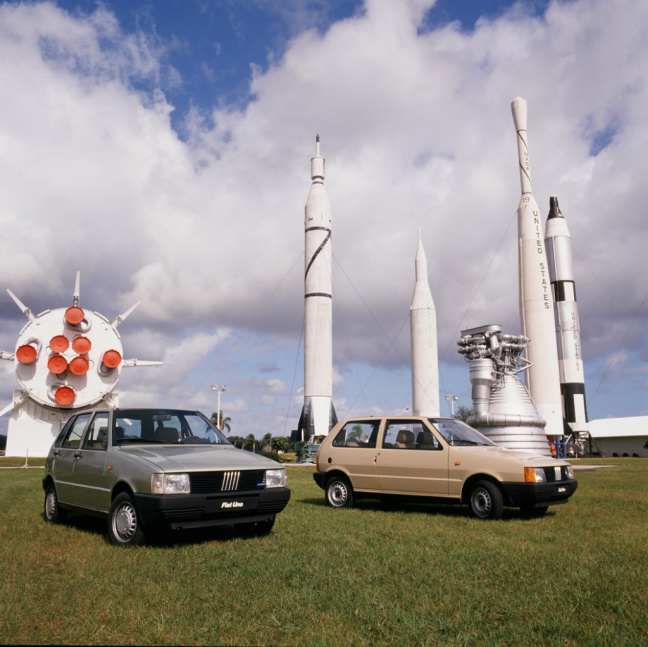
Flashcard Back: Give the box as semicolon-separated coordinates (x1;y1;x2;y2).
43;408;290;545
313;416;577;519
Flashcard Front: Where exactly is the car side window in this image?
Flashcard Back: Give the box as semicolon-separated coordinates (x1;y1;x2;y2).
114;416;143;444
61;413;91;448
83;413;110;450
332;421;379;448
382;420;439;450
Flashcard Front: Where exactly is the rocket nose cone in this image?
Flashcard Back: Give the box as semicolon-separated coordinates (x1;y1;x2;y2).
548;196;564;219
511;97;527;129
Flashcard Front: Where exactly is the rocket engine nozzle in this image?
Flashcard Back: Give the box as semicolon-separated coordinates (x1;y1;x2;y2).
47;354;68;375
69;356;90;376
49;335;70;353
49;384;76;406
65;306;85;326
72;335;92;354
16;338;41;364
99;349;122;374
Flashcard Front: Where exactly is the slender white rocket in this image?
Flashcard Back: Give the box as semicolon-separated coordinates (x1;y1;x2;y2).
511;97;563;438
544;196;589;435
298;136;337;441
410;230;440;416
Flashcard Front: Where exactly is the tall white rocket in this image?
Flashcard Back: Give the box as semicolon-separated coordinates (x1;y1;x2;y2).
410;231;440;416
511;97;563;438
544;196;589;436
298;136;337;440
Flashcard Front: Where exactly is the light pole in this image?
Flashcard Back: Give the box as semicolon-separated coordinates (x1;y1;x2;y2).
445;395;458;417
211;384;226;429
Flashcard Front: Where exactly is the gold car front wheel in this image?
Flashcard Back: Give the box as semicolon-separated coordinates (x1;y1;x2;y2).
325;476;354;508
469;481;504;520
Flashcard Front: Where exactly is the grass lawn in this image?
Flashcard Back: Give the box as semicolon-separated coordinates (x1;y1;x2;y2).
0;457;646;646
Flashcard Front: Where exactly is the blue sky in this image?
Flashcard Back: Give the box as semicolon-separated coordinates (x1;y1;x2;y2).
0;0;646;438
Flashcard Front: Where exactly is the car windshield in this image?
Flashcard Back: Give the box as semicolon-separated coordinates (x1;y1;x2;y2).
113;410;230;445
428;419;496;446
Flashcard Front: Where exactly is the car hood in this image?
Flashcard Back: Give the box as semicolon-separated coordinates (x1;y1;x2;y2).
453;444;569;466
116;444;282;472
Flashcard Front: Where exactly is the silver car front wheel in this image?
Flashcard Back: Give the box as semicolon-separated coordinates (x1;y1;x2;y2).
108;493;146;546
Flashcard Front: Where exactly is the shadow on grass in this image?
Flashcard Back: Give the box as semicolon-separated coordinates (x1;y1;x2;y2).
42;511;275;548
300;495;556;521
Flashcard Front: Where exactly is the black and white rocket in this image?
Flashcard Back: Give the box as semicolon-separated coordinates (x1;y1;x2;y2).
409;231;440;416
511;97;563;438
544;196;589;436
297;136;337;441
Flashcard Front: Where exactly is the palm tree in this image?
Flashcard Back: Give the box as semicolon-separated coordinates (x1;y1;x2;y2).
260;432;272;452
454;406;474;422
210;411;231;434
243;434;256;452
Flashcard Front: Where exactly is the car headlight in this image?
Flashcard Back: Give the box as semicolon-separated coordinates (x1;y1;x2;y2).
564;465;574;479
266;468;287;488
152;473;190;494
524;467;546;483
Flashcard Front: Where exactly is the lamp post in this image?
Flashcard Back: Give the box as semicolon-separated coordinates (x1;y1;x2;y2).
211;384;226;429
445;395;458;417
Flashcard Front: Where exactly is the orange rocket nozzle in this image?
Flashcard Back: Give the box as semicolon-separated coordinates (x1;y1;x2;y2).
47;354;68;375
72;336;92;354
16;344;38;364
69;356;89;376
54;385;75;406
50;335;70;353
65;306;85;326
102;349;122;369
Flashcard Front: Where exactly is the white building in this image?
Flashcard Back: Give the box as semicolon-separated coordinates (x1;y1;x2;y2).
588;416;648;457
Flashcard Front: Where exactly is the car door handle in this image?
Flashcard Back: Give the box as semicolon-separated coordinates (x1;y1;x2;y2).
53;450;60;457
73;452;82;459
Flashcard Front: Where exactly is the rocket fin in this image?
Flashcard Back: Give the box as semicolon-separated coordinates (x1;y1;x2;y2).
112;301;141;328
122;358;163;367
73;271;81;306
7;290;35;322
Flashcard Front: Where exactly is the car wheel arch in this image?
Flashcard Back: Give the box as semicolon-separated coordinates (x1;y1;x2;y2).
324;469;353;487
461;474;510;506
111;481;135;502
42;474;55;492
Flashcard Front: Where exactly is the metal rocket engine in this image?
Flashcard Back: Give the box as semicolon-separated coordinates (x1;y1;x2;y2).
458;324;551;456
1;272;162;457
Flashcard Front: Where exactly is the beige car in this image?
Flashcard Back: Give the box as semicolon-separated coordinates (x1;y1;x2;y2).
313;416;577;519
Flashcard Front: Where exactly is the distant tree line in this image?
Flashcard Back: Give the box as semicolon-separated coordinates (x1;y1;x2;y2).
210;407;477;455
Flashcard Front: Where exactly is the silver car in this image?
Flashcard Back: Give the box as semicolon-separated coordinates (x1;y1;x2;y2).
43;408;290;545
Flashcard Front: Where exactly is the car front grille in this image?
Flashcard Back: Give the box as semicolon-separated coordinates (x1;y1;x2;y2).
189;470;267;494
541;466;572;482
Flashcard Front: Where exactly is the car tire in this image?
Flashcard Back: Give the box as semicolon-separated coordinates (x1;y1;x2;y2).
108;493;146;547
325;476;354;508
469;480;504;520
236;516;275;537
44;484;67;523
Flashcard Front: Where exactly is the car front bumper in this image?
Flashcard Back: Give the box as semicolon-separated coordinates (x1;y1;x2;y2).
501;479;578;508
133;487;291;530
